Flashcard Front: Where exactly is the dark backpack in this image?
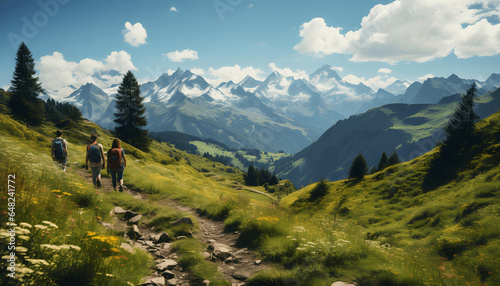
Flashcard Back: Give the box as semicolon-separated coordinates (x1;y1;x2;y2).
108;148;122;169
53;139;65;161
88;144;101;163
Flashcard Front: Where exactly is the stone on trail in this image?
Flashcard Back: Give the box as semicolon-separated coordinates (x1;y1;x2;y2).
129;214;143;225
114;206;127;214
212;243;232;260
170;217;193;226
153;232;172;244
127;225;142;239
161;270;175;279
123;210;138;220
331;282;356;286
254;259;262;265
141;276;165;286
166;278;179;286
156;259;178;272
120;242;136;254
202;280;210;286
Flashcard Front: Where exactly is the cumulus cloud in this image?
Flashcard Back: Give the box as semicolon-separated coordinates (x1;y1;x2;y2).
268;63;309;80
331;66;344;72
205;65;265;86
190;68;205;75
170;6;179;13
123;22;147;47
418;74;435;82
164;49;199;62
37;51;137;98
343;74;398;91
294;0;500;62
378;68;392;74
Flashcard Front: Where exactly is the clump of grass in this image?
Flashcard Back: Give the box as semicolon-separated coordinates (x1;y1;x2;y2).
171;238;229;286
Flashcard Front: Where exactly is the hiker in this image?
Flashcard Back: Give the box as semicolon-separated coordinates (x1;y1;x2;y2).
51;130;68;171
107;138;127;192
85;134;105;188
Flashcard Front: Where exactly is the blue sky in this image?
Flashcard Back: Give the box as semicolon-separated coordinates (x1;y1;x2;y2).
1;0;499;97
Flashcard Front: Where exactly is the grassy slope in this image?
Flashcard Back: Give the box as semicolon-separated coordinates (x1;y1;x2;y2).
282;111;500;285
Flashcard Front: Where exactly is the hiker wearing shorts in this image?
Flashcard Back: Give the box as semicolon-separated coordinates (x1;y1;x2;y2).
85;134;105;188
107;138;127;192
51;130;68;171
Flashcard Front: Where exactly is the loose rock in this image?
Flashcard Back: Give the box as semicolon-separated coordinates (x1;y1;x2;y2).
129;214;143;225
171;217;193;226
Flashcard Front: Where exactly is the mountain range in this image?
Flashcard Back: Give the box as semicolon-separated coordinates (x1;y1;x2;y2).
273;87;500;187
43;65;500;154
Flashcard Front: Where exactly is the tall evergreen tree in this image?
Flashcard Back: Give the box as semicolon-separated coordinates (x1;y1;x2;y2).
377;152;389;171
348;153;368;180
114;71;150;151
245;164;259;186
8;42;44;126
387;151;401;166
423;83;479;189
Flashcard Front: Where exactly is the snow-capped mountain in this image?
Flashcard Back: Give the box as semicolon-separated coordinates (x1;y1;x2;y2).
238;76;262;93
385;80;412;96
61;83;110;121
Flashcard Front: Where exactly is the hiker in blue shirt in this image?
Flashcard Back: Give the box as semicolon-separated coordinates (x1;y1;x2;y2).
51;130;68;171
107;138;127;192
85;134;105;188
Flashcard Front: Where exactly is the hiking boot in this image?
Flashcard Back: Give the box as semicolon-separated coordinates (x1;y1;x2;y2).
96;178;101;188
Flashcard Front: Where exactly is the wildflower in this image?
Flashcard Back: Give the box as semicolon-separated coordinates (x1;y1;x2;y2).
63;192;72;196
40;244;61;251
20;223;32;228
17;228;30;235
17;247;28;253
87;231;97;236
51;190;61;193
34;225;47;230
26;259;49;266
42;221;58;229
111;248;120;253
58;245;71;250
69;245;81;251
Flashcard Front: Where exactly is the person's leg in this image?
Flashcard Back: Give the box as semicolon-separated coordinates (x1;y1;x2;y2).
111;170;117;190
90;167;99;186
118;167;124;192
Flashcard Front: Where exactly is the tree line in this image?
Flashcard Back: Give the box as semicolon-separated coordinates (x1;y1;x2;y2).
244;164;279;187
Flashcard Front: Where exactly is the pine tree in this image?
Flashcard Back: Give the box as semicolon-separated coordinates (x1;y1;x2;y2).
423;83;479;190
114;71;150;151
8;42;44;126
377;152;389;171
348;153;368;180
245;164;259;186
387;151;401;166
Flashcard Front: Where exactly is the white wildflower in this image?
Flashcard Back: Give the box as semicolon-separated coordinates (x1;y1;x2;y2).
42;221;58;229
40;244;60;251
20;223;32;228
17;228;30;235
34;225;47;230
58;245;70;250
19;235;30;241
105;274;115;277
26;259;49;266
17;246;28;253
69;245;81;251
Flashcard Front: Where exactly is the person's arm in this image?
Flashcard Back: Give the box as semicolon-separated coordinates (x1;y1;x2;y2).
122;149;127;167
100;145;105;167
85;145;89;169
51;140;55;159
106;150;110;173
63;139;68;158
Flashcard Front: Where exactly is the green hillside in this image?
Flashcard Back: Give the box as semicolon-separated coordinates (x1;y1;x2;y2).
281;110;500;285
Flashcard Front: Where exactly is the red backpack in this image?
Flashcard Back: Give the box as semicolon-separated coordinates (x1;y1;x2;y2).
108;148;122;169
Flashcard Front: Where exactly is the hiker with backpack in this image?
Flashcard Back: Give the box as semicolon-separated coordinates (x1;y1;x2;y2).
85;134;105;188
51;130;68;171
107;138;127;192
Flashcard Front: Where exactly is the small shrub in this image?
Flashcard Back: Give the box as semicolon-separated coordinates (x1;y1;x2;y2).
308;179;329;201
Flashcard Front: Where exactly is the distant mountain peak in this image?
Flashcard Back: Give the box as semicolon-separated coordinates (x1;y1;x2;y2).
447;74;463;84
310;64;342;82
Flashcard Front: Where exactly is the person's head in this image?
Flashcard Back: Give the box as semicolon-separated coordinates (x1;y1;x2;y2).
111;138;121;149
56;130;62;137
90;134;98;143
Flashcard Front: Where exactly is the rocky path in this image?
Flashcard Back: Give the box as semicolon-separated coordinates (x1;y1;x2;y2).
76;168;269;286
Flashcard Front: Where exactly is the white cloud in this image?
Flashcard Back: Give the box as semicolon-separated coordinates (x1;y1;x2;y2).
331;66;343;72
418;74;435;82
294;0;500;62
122;22;147;47
247;4;254;9
268;63;309;80
206;65;265;86
170;6;179;13
37;51;137;98
378;68;392;74
343;74;398;91
164;49;199;62
190;68;205;75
